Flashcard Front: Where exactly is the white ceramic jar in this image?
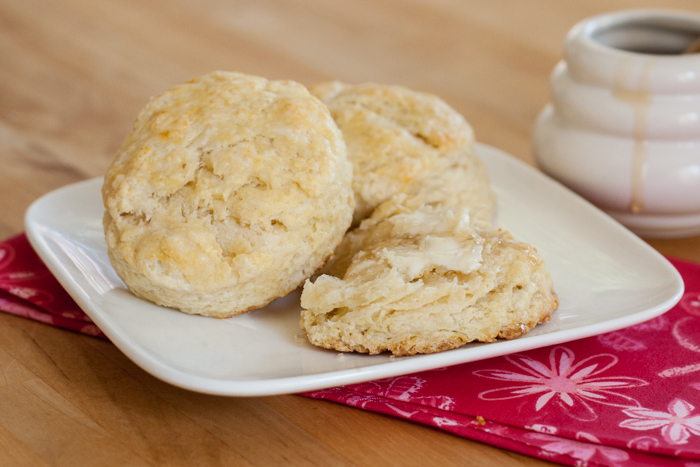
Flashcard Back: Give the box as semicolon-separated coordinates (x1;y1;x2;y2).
534;9;700;238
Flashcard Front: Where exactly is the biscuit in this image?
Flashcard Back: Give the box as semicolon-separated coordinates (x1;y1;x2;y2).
103;71;354;318
310;81;496;224
300;196;557;356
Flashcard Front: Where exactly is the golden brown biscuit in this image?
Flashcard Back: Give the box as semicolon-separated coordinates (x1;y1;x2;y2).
300;196;557;356
310;81;496;224
103;71;354;318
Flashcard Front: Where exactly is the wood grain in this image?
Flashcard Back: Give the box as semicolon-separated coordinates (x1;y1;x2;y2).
1;0;699;465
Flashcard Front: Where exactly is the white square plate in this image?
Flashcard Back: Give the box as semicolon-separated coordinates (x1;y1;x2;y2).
25;143;684;396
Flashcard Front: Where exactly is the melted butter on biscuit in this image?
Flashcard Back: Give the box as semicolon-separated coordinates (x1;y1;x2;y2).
384;237;482;279
421;236;482;273
390;206;471;237
381;205;483;279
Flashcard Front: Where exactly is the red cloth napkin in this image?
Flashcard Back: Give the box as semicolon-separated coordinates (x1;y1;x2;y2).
0;233;106;339
2;232;700;466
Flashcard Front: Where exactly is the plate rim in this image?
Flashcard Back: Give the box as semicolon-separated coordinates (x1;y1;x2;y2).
24;143;685;396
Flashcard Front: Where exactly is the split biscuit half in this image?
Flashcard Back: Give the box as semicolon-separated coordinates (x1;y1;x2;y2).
301;196;558;356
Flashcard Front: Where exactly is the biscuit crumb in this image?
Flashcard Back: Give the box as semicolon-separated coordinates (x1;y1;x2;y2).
293;332;308;346
475;416;486;426
336;353;345;360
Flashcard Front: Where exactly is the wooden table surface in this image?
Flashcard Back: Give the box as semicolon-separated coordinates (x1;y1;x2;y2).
2;0;700;465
